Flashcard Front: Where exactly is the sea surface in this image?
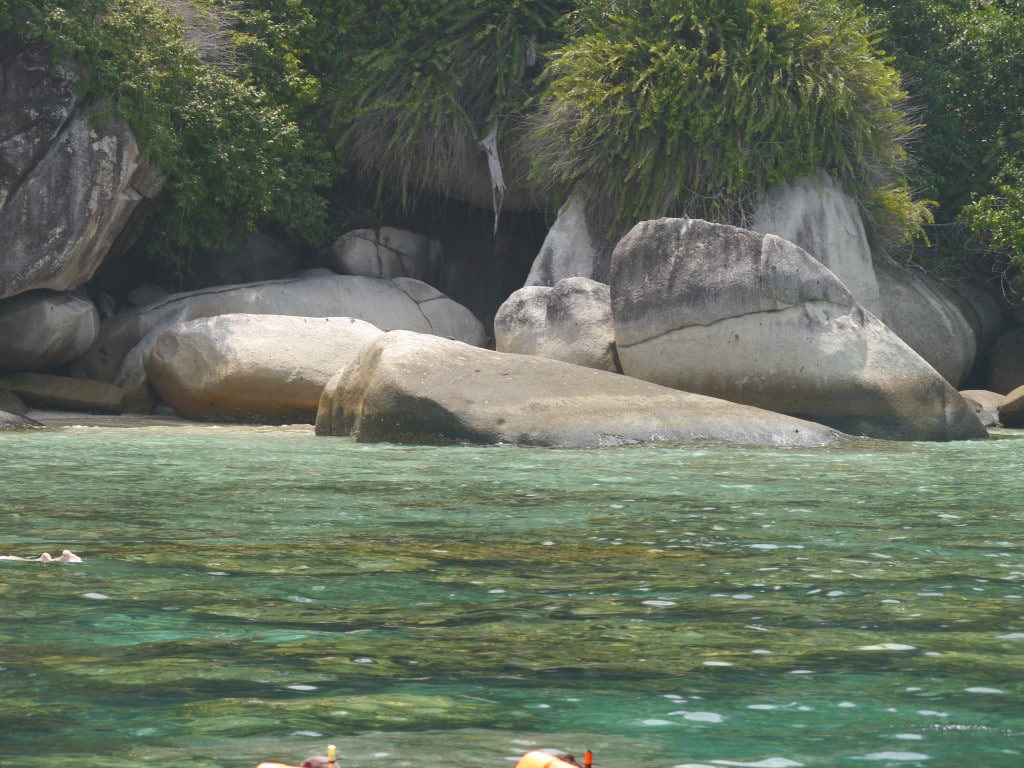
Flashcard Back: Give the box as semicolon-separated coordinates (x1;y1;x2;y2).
1;419;1022;768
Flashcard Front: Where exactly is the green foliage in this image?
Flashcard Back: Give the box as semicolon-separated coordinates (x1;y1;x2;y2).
0;0;31;26
863;0;1024;214
524;0;928;245
232;0;321;109
8;0;1016;291
963;159;1024;286
330;0;571;208
2;0;329;277
863;0;1024;287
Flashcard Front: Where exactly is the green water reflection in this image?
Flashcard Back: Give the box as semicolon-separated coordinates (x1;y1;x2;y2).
1;425;1023;767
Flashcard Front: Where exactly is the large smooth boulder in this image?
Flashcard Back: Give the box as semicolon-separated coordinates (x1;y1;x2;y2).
524;193;601;287
494;277;620;372
610;218;986;442
875;261;977;387
752;171;882;315
0;373;126;413
316;330;846;447
960;389;1002;428
390;277;485;343
997;385;1024;428
72;272;486;400
326;227;441;285
0;35;162;301
145;314;383;423
0;290;99;371
988;327;1024;395
951;281;1005;356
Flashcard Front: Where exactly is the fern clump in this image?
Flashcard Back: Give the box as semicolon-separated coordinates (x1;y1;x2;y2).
524;0;929;246
333;0;571;209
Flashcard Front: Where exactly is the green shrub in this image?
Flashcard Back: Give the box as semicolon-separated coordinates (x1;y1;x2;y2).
524;0;929;247
863;0;1024;288
331;0;571;209
2;0;329;277
963;160;1024;289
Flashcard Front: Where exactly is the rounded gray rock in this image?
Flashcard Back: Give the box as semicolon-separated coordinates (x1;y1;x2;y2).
317;330;846;448
989;327;1024;395
495;277;620;372
145;314;383;424
0;290;99;371
875;261;977;387
610;217;986;442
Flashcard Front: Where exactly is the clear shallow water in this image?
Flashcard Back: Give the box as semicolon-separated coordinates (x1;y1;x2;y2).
1;423;1023;768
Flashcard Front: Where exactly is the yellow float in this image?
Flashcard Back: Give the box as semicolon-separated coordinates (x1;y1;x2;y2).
257;745;593;768
256;744;336;768
514;750;594;768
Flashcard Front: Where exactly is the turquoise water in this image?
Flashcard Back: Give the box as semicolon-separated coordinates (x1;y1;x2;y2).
1;423;1023;768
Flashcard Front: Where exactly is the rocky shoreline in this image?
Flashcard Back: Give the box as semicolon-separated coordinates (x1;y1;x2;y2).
3;38;1021;447
4;207;1022;445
